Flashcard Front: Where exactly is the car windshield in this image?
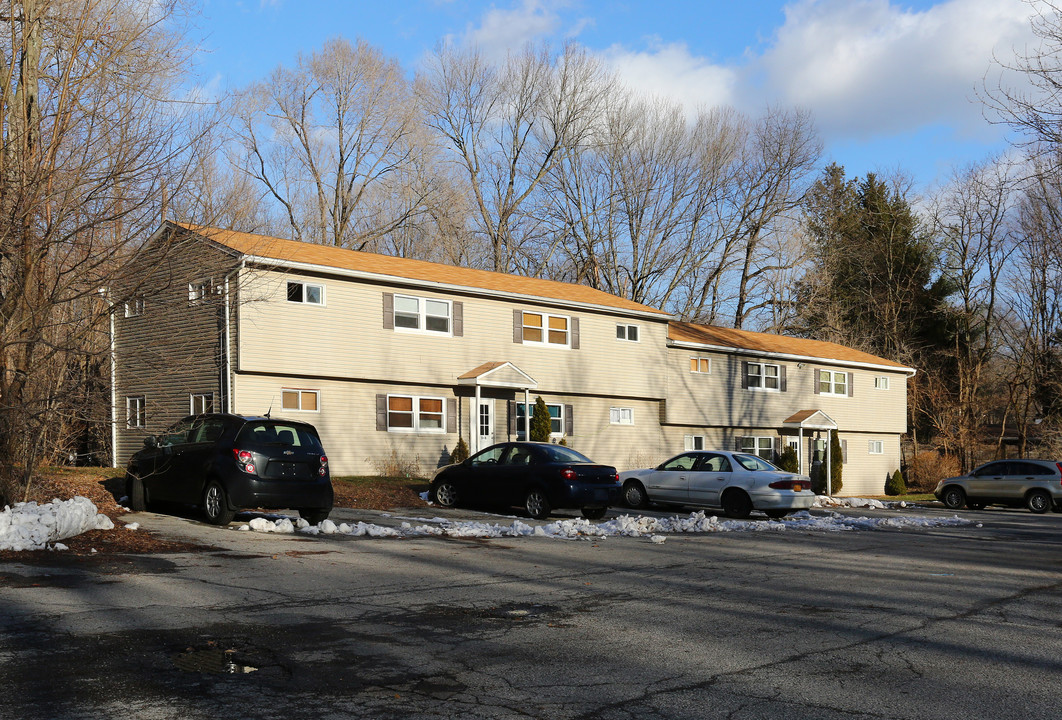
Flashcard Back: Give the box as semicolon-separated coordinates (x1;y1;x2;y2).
237;422;323;450
538;444;593;464
733;453;780;472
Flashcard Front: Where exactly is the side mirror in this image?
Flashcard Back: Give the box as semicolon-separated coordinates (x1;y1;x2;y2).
143;435;159;448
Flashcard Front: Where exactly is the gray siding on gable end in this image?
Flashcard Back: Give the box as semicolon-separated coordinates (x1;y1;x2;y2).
113;229;239;464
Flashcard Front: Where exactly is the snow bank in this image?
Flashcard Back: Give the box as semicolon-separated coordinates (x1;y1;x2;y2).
241;508;973;542
0;497;115;552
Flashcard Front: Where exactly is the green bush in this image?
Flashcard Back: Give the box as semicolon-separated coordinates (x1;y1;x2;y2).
777;445;799;473
829;429;843;494
884;469;906;496
530;396;552;442
450;437;469;464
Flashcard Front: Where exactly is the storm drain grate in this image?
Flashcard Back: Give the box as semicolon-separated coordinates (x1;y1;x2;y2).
173;647;258;674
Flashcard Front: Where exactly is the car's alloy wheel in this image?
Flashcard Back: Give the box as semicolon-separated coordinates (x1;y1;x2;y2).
721;490;753;519
1026;489;1051;514
941;486;965;510
202;481;236;525
623;480;648;509
433;481;459;508
525;488;551;520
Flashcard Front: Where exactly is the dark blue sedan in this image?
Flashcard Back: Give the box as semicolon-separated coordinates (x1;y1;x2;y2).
429;442;621;520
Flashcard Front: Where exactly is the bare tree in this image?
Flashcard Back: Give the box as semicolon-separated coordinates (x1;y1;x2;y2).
420;42;612;273
234;37;430;251
0;0;209;502
932;158;1016;469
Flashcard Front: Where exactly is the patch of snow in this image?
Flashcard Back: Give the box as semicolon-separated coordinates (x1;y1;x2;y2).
0;497;115;552
815;496;889;509
123;522;140;531
240;508;974;542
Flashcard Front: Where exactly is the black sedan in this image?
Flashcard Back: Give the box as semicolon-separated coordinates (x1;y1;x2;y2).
125;413;334;525
429;442;621;520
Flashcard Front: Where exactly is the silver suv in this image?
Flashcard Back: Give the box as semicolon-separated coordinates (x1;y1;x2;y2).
934;459;1062;513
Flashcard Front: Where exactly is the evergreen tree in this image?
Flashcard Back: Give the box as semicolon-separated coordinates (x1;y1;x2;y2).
829;429;843;495
530;396;552;442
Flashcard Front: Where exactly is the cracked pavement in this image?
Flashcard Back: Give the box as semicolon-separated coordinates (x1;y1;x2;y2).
1;504;1060;719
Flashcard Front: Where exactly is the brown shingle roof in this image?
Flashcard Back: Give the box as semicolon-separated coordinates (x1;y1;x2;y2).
176;223;669;317
668;321;912;371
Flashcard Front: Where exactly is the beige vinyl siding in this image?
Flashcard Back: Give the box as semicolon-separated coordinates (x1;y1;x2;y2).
235;267;670;400
114;238;235;464
837;434;903;497
664;347;909;435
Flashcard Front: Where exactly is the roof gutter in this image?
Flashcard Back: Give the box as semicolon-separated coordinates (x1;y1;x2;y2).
668;339;917;376
238;254;676;323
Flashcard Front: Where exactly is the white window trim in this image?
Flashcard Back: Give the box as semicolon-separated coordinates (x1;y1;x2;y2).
874;376;890;390
188;279;213;304
819;369;848;397
189;392;215;415
124;296;144;318
616;323;640;342
609;407;634;425
690;357;711;374
286;281;326;306
741;435;775;459
684;434;705;451
869;440;884;455
386;394;447;434
393;294;452;336
746;362;781;393
126;395;146;429
516;402;565;439
281;388;320;413
521;311;571;348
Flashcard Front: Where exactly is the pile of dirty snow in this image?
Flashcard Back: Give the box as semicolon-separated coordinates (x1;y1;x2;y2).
0;496;115;552
240;508;972;541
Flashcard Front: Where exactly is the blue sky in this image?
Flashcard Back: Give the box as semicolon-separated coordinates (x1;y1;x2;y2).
195;0;1037;190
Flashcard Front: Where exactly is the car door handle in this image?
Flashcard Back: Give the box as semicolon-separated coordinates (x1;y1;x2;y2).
715;477;725;481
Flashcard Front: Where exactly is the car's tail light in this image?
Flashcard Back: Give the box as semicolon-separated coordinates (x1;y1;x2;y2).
611;472;620;484
1057;463;1062;484
233;449;256;475
770;478;805;492
319;455;328;477
560;468;577;481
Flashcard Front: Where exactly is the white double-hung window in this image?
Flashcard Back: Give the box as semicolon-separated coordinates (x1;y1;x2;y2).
395;295;451;334
819;370;849;396
609;407;634;425
746;362;781;391
387;395;445;432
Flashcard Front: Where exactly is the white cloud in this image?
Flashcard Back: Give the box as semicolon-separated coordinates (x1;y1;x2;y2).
755;0;1035;140
600;39;738;110
460;0;581;60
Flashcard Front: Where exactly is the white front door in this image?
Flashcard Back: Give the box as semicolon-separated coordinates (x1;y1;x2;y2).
477;399;495;450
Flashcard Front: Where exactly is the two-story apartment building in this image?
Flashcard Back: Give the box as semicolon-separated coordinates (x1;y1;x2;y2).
111;222;915;497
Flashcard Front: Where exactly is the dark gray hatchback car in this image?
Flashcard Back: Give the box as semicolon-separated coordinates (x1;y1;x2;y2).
934;459;1062;513
125;413;333;525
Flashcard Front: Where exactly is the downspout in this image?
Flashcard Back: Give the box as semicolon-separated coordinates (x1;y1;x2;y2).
223;260;244;413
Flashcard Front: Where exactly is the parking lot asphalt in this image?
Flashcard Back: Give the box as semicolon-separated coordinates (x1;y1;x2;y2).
2;503;1061;719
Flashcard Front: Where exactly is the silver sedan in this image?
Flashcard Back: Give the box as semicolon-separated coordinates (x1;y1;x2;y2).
620;450;815;519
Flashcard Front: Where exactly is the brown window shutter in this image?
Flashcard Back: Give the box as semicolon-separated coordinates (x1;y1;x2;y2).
741;361;749;389
446;398;457;433
848;372;854;396
509;401;518;436
513;310;522;343
814;369;821;394
376;394;387;431
735;436;745;452
571;318;580;349
382;293;394;330
780;365;787;392
453;301;463;337
841;438;848;463
564;404;574;436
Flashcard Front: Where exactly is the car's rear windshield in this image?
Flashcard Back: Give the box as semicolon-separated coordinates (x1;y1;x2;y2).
539;445;594;464
733;453;780;472
237;422;323;451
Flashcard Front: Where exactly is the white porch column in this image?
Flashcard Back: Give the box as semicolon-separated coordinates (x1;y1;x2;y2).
825;431;832;498
798;428;804;476
473;383;482;454
523;388;530;440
